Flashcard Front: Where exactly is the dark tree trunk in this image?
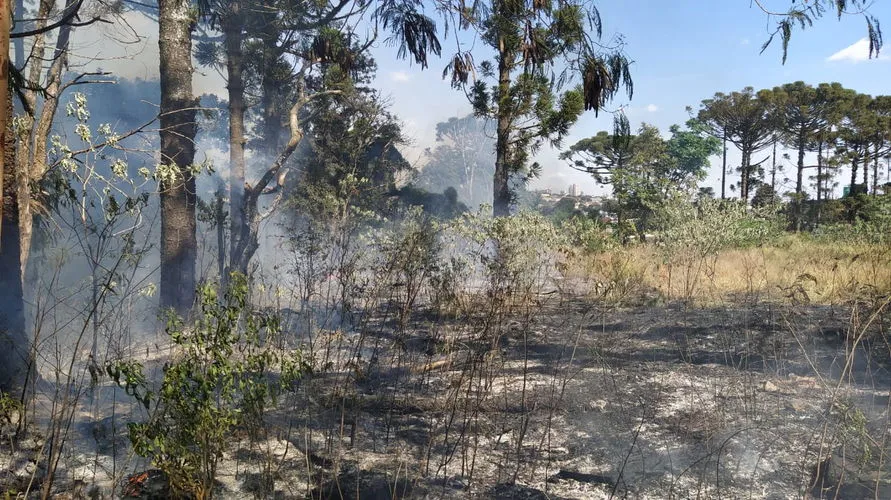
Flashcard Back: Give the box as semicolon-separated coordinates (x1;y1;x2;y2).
260;76;283;159
850;157;858;194
794;133;805;230
816;141;824;202
872;146;879;196
158;0;198;315
721;131;727;200
0;0;8;243
493;41;512;217
740;148;751;202
771;139;777;190
230;90;313;274
863;150;870;191
224;11;246;277
816;141;824;226
0;83;30;397
795;135;805;195
12;0;75;278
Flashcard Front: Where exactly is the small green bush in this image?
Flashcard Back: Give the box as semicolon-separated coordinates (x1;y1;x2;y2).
109;273;308;499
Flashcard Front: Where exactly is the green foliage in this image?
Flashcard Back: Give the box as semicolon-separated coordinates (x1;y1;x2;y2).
440;0;632;212
561;114;634;182
658;198;784;258
0;391;23;425
371;207;444;326
656;198;784;300
456;209;566;300
817;193;891;244
109;273;308;499
758;1;882;64
665;119;722;182
564;118;720;239
394;185;468;219
751;184;781;208
293;73;410;220
559;215;618;255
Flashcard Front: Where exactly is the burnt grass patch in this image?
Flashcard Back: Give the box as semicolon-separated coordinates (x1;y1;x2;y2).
257;296;891;499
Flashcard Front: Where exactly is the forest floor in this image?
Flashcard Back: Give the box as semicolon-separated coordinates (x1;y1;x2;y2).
2;292;890;499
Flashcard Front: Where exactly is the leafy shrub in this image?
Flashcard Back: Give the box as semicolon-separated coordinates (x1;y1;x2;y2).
658;198;784;257
109;273;308;499
559;215;618;255
371;208;443;326
455;210;565;304
816;194;891;245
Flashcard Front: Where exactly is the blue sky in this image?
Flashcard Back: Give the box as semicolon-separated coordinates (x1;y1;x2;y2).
368;0;891;198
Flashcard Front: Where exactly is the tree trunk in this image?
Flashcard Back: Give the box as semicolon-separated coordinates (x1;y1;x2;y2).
0;0;7;242
224;11;246;278
0;119;29;397
0;2;30;397
795;133;805;230
816;141;823;202
13;0;54;276
770;139;777;191
215;191;226;280
158;0;198;314
720;131;727;200
19;0;76;270
862;152;869;187
740;148;750;202
260;79;283;158
493;38;512;217
795;135;805;195
850;156;858;195
230;88;319;274
816;141;823;226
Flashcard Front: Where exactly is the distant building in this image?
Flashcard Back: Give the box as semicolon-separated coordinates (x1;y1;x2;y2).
568;183;578;197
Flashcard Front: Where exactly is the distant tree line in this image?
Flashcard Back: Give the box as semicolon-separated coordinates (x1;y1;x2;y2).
563;82;890;234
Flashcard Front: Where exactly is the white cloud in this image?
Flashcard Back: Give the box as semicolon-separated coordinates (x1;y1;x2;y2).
827;38;888;63
389;71;412;82
646;104;659;112
740;38;750;46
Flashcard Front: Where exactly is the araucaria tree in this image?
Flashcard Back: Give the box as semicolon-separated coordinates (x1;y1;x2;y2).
696;88;779;202
756;0;882;63
561;113;634;184
769;82;832;228
837;92;876;195
158;0;199;314
441;0;633;216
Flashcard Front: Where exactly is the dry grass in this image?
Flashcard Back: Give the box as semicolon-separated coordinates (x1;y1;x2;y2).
566;236;891;307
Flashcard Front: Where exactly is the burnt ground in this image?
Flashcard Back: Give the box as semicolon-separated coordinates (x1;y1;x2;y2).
270;296;891;499
2;295;890;499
